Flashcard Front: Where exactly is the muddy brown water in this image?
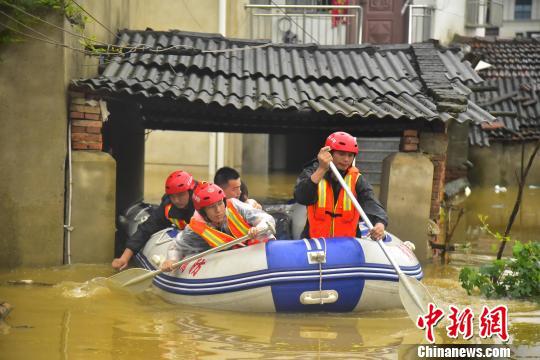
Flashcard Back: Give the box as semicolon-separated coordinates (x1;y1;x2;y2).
1;174;539;359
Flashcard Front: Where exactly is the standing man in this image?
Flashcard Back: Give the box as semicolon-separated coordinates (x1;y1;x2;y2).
214;166;262;209
294;131;387;240
112;170;197;270
161;182;275;271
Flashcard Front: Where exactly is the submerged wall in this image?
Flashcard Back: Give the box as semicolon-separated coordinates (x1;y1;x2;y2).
469;142;540;187
0;13;67;268
70;152;116;263
0;0;249;268
380;152;434;263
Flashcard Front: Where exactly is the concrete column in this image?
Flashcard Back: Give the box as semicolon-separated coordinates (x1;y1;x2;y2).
379;152;434;263
108;101;145;214
242;134;269;174
70;151;116;263
270;134;287;171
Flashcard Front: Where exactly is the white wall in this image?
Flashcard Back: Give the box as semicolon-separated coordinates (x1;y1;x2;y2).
412;0;467;44
413;0;540;44
500;0;540;38
432;0;467;44
124;0;251;202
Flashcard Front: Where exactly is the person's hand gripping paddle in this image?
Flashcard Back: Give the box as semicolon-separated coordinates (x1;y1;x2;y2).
329;162;435;323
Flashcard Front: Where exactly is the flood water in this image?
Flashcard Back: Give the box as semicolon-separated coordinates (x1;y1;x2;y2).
1;174;539;359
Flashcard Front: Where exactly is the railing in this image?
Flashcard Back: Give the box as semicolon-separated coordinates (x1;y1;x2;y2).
465;0;503;27
245;4;363;45
408;5;433;44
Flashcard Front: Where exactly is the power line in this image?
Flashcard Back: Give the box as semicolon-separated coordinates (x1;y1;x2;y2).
181;0;204;31
70;0;119;40
201;42;272;54
2;2;111;47
0;9;55;42
0;20;93;56
0;16;274;58
2;2;275;56
1;1;320;58
1;3;189;55
269;0;319;44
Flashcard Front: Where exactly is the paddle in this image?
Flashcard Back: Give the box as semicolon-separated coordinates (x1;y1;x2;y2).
328;162;434;323
107;221;276;294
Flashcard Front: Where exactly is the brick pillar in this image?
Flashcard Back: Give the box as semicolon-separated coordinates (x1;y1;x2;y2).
401;129;419;152
445;167;468;182
429;154;446;220
419;132;449;253
69;92;104;150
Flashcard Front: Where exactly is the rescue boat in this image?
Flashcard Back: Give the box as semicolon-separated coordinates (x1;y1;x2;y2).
135;222;423;313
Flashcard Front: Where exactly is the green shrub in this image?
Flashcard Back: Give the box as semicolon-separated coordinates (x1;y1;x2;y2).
459;236;540;300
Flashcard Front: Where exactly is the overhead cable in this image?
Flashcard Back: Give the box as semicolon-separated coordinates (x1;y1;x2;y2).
270;0;319;44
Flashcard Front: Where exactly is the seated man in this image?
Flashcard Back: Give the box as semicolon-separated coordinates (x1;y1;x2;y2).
112;170;197;270
293;131;388;240
161;182;275;271
214;166;262;209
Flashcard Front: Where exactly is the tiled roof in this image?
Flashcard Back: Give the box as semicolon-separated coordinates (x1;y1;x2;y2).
454;36;540;79
72;30;495;131
453;36;540;146
469;78;540;146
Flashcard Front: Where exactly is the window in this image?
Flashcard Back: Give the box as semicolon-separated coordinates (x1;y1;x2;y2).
408;6;433;43
466;0;504;27
485;27;500;36
514;0;532;20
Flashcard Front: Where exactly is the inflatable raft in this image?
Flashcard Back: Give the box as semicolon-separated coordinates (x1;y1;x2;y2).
135;223;423;313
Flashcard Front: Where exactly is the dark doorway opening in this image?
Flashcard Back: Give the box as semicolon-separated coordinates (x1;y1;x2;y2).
269;132;327;172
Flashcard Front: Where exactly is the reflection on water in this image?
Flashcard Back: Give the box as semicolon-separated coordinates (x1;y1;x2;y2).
0;263;538;359
442;186;540;261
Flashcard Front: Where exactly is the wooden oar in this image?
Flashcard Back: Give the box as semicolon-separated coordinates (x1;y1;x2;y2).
107;222;275;294
329;162;434;323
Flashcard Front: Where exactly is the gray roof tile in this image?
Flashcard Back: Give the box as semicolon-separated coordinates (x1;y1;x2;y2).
454;37;540;146
73;30;495;128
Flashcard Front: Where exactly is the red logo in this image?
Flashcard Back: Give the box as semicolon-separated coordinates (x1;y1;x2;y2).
446;305;474;340
416;303;445;343
479;305;509;342
178;263;188;273
189;258;206;277
417;304;509;343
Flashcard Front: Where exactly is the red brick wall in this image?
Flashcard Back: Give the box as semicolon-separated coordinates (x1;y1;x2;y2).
69;92;103;150
401;129;419;152
429;153;446;220
445;167;467;182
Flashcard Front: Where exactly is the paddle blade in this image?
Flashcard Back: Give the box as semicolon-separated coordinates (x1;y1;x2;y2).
106;268;155;294
398;275;436;323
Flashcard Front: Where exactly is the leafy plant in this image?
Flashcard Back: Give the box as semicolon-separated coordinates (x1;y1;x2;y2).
0;0;87;46
459;216;540;300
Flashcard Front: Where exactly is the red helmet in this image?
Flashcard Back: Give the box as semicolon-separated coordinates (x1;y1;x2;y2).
192;182;225;210
165;170;195;195
325;131;358;154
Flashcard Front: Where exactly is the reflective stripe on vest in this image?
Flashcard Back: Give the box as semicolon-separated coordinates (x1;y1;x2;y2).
189;218;236;248
226;199;251;238
189;199;252;248
189;199;269;248
307;166;360;238
164;203;187;230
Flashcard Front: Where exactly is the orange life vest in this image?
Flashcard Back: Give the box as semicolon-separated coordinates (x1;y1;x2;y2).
164;203;188;230
189;199;267;248
307;166;361;238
